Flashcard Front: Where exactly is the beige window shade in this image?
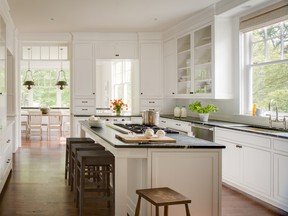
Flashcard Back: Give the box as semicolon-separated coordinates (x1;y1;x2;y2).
240;1;288;32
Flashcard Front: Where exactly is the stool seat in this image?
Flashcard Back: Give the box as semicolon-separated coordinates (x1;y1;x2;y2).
135;187;191;216
65;137;94;182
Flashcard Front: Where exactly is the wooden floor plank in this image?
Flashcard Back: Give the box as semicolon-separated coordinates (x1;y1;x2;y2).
0;135;286;216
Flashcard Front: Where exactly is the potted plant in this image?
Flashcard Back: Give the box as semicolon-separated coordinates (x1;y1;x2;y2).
188;101;218;122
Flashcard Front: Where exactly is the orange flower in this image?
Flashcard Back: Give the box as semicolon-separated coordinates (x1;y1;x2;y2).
110;99;128;112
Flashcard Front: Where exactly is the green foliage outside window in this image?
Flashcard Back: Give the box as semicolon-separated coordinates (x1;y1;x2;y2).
250;21;288;113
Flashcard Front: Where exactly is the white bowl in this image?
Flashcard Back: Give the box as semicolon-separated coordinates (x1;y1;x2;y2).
88;119;105;128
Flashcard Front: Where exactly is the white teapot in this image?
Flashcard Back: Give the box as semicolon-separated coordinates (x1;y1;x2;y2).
144;128;154;138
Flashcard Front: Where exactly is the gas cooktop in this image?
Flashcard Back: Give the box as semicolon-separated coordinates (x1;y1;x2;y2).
114;123;179;134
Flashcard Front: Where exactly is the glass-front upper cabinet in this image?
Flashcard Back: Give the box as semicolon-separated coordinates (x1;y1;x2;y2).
176;34;192;95
193;25;212;95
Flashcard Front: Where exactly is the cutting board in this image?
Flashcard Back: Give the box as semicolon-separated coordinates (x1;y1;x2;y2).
115;134;176;143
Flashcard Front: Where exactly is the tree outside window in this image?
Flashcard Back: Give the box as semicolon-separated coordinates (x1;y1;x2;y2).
245;20;288;114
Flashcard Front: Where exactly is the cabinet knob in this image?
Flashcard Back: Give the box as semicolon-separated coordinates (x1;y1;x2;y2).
172;92;175;94
141;93;143;95
93;93;95;95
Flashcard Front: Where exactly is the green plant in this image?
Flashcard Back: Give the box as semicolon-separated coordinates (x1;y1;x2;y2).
188;101;218;114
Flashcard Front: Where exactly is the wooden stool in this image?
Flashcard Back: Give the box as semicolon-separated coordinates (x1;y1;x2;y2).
76;150;115;216
70;143;105;192
135;187;191;216
65;137;95;184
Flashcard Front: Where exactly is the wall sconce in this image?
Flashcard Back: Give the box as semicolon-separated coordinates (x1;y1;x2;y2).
23;48;35;90
56;48;68;90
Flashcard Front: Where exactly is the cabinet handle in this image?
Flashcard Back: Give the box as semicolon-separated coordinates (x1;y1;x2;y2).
172;92;175;94
82;101;88;103
82;109;88;111
149;101;155;104
161;120;166;123
236;145;242;148
7;139;11;143
176;123;181;126
0;92;2;95
190;92;194;94
115;54;119;57
141;93;143;95
93;93;95;95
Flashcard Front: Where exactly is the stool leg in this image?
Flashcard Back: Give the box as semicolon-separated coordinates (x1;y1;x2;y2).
185;203;191;216
135;196;142;216
156;206;160;216
164;206;168;216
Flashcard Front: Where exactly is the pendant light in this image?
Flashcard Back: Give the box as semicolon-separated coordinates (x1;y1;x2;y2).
23;48;35;90
56;47;68;90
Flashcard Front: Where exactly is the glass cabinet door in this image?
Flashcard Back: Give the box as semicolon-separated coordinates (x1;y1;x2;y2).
177;34;192;95
193;25;212;95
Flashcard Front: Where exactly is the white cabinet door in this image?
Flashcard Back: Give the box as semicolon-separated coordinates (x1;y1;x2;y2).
139;42;163;98
219;139;242;183
164;39;177;97
242;146;271;196
73;43;95;98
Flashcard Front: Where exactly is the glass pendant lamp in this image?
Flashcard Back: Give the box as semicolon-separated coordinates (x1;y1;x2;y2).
56;48;68;90
23;48;35;90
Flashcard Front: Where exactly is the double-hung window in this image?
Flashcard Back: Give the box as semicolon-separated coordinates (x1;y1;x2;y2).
241;2;288;115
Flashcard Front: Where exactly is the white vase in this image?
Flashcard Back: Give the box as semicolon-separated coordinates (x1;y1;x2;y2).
199;113;209;122
174;106;181;117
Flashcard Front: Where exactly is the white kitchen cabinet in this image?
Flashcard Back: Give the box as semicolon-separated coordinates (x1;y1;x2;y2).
0;122;13;194
73;43;96;115
159;117;192;135
170;17;233;99
95;42;138;59
273;138;288;211
163;39;177;97
140;99;162;112
215;127;288;212
139;42;163;99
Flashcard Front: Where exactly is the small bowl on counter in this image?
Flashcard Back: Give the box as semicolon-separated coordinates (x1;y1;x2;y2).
88;116;105;128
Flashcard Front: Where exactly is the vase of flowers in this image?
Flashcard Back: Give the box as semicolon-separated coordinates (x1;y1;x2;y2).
110;99;128;116
188;101;218;122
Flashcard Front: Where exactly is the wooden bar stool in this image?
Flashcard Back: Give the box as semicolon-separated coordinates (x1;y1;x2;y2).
70;143;105;192
135;187;191;216
76;150;115;216
65;137;95;184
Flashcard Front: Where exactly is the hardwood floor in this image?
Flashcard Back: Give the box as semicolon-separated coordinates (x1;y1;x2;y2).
0;134;287;216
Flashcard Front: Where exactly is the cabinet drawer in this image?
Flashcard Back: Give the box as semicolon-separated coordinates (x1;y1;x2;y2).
75;99;95;107
140;99;162;107
274;138;288;153
167;120;192;133
215;128;271;149
74;107;95;115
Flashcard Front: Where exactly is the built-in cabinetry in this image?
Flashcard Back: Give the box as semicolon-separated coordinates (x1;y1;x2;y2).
159;117;192;135
95;42;138;59
215;127;288;212
0;16;6;122
139;39;163;112
164;16;233;99
73;43;96;115
0;122;13;194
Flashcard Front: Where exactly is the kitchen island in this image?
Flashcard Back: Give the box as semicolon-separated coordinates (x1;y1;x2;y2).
80;121;225;216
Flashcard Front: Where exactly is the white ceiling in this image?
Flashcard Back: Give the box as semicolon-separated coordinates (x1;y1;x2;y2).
7;0;222;33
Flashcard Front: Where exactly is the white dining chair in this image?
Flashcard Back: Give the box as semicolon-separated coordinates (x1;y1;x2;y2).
27;111;43;140
47;111;63;138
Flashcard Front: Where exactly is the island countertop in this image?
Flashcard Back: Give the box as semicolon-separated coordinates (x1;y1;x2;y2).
80;121;225;149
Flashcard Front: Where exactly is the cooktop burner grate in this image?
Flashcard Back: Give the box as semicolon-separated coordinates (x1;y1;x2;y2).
114;123;179;134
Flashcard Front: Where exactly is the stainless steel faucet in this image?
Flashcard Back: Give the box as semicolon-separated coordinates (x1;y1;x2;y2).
269;99;279;122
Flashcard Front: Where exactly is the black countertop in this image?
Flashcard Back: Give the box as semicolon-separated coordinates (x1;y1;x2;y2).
161;114;288;139
81;121;225;149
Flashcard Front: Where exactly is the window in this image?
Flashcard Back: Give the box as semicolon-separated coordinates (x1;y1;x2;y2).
241;3;288;115
21;45;70;108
